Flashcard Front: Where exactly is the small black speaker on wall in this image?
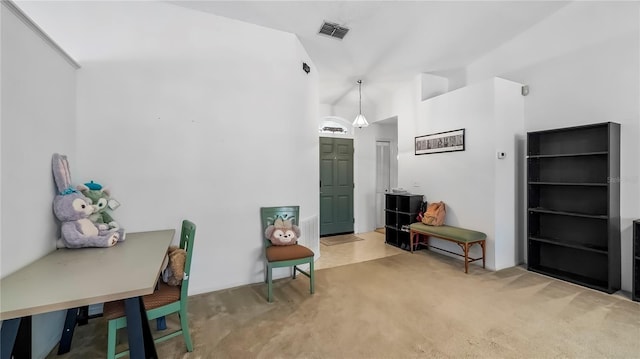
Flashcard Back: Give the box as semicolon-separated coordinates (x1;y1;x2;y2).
302;62;310;74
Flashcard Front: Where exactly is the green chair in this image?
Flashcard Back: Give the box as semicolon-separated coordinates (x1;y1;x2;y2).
103;220;196;359
260;206;315;302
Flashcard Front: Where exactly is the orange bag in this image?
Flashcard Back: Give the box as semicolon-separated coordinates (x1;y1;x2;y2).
422;201;446;226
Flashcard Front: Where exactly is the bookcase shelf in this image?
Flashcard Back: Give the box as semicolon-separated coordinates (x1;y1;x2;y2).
385;193;423;250
527;151;608;159
633;220;640;302
528;182;608;187
528;264;609;292
528;208;608;220
528;236;607;254
527;122;620;294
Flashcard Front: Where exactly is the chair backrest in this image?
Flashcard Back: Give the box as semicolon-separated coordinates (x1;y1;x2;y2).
179;220;196;299
260;206;299;247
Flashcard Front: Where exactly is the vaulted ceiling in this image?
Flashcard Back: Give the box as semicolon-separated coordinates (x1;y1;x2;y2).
16;1;569;112
170;1;569;108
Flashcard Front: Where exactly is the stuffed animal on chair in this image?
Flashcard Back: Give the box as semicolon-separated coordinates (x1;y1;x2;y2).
162;245;188;286
52;153;124;248
264;216;301;246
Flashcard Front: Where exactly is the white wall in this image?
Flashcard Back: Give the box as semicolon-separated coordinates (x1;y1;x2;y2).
421;73;449;101
51;2;320;294
376;1;638;287
411;81;491;267
401;78;523;271
5;2;319;357
1;2;77;357
376;76;422;178
466;1;639;290
493;79;525;269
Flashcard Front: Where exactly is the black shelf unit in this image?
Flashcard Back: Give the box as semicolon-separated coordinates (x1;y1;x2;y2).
633;220;640;302
385;193;423;250
527;122;620;294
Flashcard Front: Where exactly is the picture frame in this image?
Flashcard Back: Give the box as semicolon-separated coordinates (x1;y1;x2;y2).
415;128;465;155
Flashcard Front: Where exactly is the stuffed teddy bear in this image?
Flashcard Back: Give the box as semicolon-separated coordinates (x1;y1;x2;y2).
162;245;187;286
77;180;123;232
264;216;301;245
52;153;125;249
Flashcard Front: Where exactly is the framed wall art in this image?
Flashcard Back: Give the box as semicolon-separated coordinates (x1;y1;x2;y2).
415;128;465;155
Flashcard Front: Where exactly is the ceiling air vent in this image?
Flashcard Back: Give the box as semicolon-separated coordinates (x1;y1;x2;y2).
318;21;349;40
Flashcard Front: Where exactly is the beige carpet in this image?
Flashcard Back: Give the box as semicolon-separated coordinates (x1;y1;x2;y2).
320;233;364;246
48;251;640;358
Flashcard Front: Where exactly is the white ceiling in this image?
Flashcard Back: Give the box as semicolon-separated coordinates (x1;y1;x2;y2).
170;1;569;107
15;1;569;110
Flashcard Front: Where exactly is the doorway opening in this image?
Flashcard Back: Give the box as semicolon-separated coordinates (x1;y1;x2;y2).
319;137;354;237
375;141;391;233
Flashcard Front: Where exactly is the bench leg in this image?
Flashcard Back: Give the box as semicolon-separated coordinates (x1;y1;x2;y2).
410;231;426;253
464;243;469;273
411;232;429;252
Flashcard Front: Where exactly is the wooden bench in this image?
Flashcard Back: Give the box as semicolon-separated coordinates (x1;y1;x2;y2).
409;222;486;273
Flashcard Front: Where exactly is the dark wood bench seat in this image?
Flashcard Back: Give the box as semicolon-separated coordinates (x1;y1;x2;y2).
409;222;487;273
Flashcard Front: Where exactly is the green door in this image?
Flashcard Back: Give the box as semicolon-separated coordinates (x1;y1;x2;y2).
320;137;354;236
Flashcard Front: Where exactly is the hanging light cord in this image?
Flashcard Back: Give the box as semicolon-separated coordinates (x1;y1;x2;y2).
358;80;363;114
352;79;369;128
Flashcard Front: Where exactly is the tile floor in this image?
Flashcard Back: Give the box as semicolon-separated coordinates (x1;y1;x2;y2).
315;230;404;270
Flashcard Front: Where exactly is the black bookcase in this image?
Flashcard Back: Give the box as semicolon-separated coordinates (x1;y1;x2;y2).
633;220;640;302
385;193;423;250
527;122;621;293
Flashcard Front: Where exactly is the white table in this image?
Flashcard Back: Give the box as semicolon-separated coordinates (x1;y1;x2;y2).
0;229;175;358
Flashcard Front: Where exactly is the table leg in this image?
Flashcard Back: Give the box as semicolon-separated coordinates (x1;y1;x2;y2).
1;316;31;359
124;297;158;359
156;317;167;330
57;308;79;354
1;318;20;359
58;305;103;355
77;306;89;325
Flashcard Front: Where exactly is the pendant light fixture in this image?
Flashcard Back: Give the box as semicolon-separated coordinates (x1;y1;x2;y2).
352;79;369;128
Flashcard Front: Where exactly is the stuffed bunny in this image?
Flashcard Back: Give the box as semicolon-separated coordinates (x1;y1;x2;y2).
52;153;124;248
